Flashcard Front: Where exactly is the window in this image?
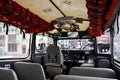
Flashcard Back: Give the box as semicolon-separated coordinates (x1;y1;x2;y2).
0;22;31;59
35;33;53;53
0;22;4;33
97;34;110;54
57;39;94;50
0;35;5;46
8;43;17;52
0;35;5;40
22;45;26;54
8;34;16;42
0;27;2;33
113;14;120;62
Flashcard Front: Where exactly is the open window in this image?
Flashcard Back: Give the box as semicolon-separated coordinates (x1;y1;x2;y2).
0;22;31;59
113;12;120;65
35;33;53;53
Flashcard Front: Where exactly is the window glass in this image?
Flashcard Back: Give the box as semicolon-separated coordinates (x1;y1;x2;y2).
35;34;53;53
113;14;120;62
97;34;110;54
8;34;16;42
57;39;94;50
8;43;17;52
0;22;31;59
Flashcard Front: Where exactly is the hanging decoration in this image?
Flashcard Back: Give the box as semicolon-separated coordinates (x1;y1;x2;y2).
86;0;117;36
0;0;54;33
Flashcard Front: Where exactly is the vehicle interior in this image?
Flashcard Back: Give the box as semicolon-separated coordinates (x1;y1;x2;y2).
0;0;120;80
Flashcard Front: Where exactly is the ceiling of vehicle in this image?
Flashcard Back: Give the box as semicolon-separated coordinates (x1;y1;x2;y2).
13;0;88;22
13;0;89;32
0;0;117;36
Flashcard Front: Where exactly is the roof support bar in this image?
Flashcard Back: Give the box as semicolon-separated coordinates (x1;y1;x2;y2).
49;0;66;17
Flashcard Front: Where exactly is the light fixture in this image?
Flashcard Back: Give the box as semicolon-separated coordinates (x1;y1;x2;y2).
56;16;80;31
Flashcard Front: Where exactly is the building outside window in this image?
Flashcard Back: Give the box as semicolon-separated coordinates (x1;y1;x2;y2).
8;34;16;42
8;43;17;52
0;35;5;55
0;22;31;59
22;45;26;54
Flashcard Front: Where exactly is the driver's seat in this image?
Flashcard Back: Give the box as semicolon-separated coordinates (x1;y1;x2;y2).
45;45;64;78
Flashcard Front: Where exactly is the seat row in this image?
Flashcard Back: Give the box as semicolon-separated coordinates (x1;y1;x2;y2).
0;62;46;80
0;62;118;80
55;67;117;80
54;75;117;80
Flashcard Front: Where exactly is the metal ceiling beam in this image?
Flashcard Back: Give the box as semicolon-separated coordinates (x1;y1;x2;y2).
49;0;66;17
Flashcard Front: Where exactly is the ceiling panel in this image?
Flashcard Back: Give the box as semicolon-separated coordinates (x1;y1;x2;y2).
52;0;88;19
77;21;89;31
13;0;64;22
13;0;89;32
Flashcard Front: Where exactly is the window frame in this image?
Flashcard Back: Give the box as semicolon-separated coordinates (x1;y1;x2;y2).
0;22;32;60
112;12;120;67
35;33;53;54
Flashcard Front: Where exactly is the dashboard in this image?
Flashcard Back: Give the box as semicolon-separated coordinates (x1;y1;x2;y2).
62;50;93;61
61;50;94;74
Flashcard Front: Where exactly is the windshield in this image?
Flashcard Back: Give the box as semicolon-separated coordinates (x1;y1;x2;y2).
57;39;94;50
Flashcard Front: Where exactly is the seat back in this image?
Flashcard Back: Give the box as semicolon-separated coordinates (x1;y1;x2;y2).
80;57;95;67
80;63;95;67
46;45;64;64
14;62;46;80
97;59;110;68
54;75;118;80
0;67;18;80
45;45;64;77
69;67;116;78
